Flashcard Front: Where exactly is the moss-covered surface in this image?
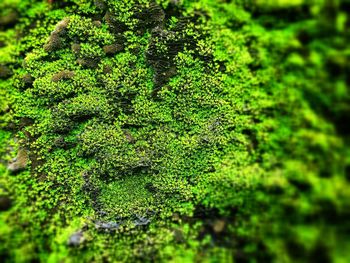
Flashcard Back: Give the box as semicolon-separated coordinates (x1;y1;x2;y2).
0;0;349;262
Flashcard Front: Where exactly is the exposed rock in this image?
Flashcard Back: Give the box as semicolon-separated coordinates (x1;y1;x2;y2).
52;17;70;35
44;33;62;52
76;58;100;68
44;18;70;52
133;215;150;226
94;221;120;232
67;231;84;246
103;44;123;55
7;148;29;173
51;70;75;82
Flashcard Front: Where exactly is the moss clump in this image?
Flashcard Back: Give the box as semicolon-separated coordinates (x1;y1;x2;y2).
0;0;349;262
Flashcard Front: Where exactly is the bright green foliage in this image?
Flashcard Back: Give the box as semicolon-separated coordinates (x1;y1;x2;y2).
0;0;349;262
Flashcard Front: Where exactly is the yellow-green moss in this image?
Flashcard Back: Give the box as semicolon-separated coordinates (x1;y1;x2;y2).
0;0;349;262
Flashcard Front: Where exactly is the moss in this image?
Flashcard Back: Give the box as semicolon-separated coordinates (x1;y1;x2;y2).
0;0;349;262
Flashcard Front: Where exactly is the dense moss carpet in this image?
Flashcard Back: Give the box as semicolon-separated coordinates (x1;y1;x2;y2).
0;0;349;262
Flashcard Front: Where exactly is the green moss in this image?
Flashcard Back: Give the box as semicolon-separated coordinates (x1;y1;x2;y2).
0;0;349;262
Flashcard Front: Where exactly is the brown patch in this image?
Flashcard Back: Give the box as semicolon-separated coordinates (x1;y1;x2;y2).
44;33;62;52
0;196;12;211
43;18;70;52
102;65;112;74
71;43;81;54
51;70;75;82
77;58;100;68
7;148;29;173
104;11;127;34
212;219;226;233
94;0;107;10
92;20;102;27
0;65;12;79
103;44;123;55
22;73;34;85
123;130;135;143
53;17;70;35
0;11;18;27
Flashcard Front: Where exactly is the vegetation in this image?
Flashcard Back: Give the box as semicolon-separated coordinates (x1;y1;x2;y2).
0;0;349;262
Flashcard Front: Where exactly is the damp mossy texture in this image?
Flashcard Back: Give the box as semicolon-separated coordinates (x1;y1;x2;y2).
0;0;350;262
